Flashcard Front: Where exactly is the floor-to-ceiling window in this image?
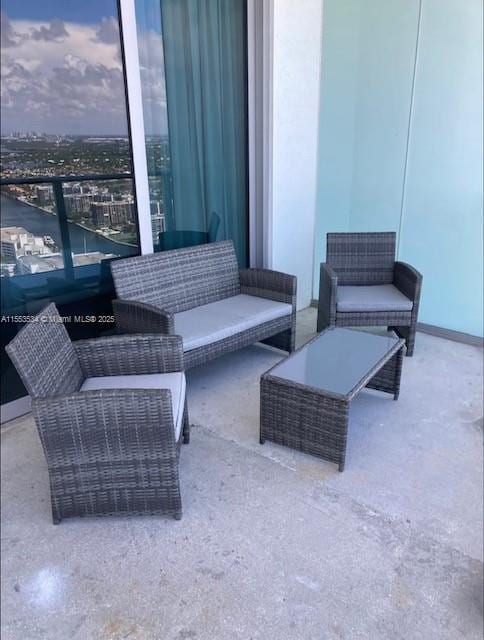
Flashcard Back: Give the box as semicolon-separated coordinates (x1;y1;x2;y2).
134;0;249;265
0;0;250;419
0;0;141;413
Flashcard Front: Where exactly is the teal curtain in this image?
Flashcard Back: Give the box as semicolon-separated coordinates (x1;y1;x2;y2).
160;0;248;265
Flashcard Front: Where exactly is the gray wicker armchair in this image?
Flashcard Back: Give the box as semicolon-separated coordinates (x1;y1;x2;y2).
110;240;297;368
317;232;422;356
6;303;189;523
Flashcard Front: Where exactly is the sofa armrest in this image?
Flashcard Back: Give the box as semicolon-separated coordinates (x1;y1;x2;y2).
74;334;184;377
113;299;174;335
394;262;422;305
317;263;338;332
239;268;297;307
33;388;177;466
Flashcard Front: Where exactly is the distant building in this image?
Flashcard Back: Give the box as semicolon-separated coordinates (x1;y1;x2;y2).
16;251;114;274
0;263;16;277
16;254;60;274
37;185;114;214
36;185;53;206
64;193;94;216
1;226;50;261
63;184;83;196
90;200;135;227
90;202;111;228
0;229;21;264
73;252;114;266
150;201;165;236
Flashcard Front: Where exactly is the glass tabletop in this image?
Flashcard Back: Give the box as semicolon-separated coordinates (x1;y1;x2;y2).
267;328;400;397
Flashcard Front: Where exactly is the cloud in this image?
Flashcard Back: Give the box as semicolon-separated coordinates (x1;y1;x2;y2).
1;16;127;134
2;56;126;130
0;15;169;136
137;29;168;135
95;16;119;45
31;19;69;43
0;11;26;48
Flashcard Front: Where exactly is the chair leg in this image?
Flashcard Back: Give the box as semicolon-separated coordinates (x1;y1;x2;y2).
182;403;190;444
316;309;332;334
402;322;417;357
405;332;416;357
391;324;416;357
51;500;61;524
262;323;295;353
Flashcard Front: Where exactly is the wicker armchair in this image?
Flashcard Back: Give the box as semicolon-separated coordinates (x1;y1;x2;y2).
6;303;189;523
111;240;297;369
317;232;422;356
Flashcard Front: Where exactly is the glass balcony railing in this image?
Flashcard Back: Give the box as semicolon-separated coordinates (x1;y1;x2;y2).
0;172;143;407
0;173;140;279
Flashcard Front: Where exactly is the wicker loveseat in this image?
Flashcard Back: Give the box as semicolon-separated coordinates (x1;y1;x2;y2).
111;240;297;368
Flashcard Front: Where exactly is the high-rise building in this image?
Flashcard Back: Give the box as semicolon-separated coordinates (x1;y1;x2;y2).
89;200;134;227
150;201;165;236
90;202;111;228
64;193;95;216
36;185;53;206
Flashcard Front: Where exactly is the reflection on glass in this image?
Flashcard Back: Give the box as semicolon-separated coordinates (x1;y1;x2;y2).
1;184;64;276
0;136;132;180
0;0;140;408
134;0;173;248
270;328;399;397
0;0;138;274
0;0;133;179
1;178;139;278
64;179;138;254
135;0;248;263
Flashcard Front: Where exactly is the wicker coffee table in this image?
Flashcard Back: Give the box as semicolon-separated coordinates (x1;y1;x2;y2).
260;327;405;471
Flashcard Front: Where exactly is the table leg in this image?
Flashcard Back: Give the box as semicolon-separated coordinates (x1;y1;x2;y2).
260;375;350;471
393;346;404;400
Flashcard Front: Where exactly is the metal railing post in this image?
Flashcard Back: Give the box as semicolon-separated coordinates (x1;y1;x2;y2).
52;180;75;278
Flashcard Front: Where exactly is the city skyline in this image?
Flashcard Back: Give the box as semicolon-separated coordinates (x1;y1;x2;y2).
2;132;168;138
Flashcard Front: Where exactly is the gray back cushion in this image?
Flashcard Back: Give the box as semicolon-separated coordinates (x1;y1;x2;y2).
111;240;241;313
5;303;84;398
326;232;396;285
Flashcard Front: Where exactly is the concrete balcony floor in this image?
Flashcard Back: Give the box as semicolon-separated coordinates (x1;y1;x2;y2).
1;308;483;640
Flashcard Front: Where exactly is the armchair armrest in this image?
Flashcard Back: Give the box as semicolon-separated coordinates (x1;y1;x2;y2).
317;263;338;332
239;268;297;306
112;299;174;335
74;334;184;377
32;388;177;466
394;262;422;304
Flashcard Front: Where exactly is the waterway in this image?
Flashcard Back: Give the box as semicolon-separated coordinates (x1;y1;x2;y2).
0;194;138;258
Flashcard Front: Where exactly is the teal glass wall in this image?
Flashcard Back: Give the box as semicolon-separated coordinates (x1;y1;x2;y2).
398;0;483;336
314;0;483;336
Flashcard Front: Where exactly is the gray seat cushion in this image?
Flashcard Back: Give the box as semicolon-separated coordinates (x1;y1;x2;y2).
174;294;292;352
336;285;413;312
80;372;186;440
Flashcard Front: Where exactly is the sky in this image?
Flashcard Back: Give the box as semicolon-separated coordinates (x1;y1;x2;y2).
3;0;117;24
0;0;167;136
